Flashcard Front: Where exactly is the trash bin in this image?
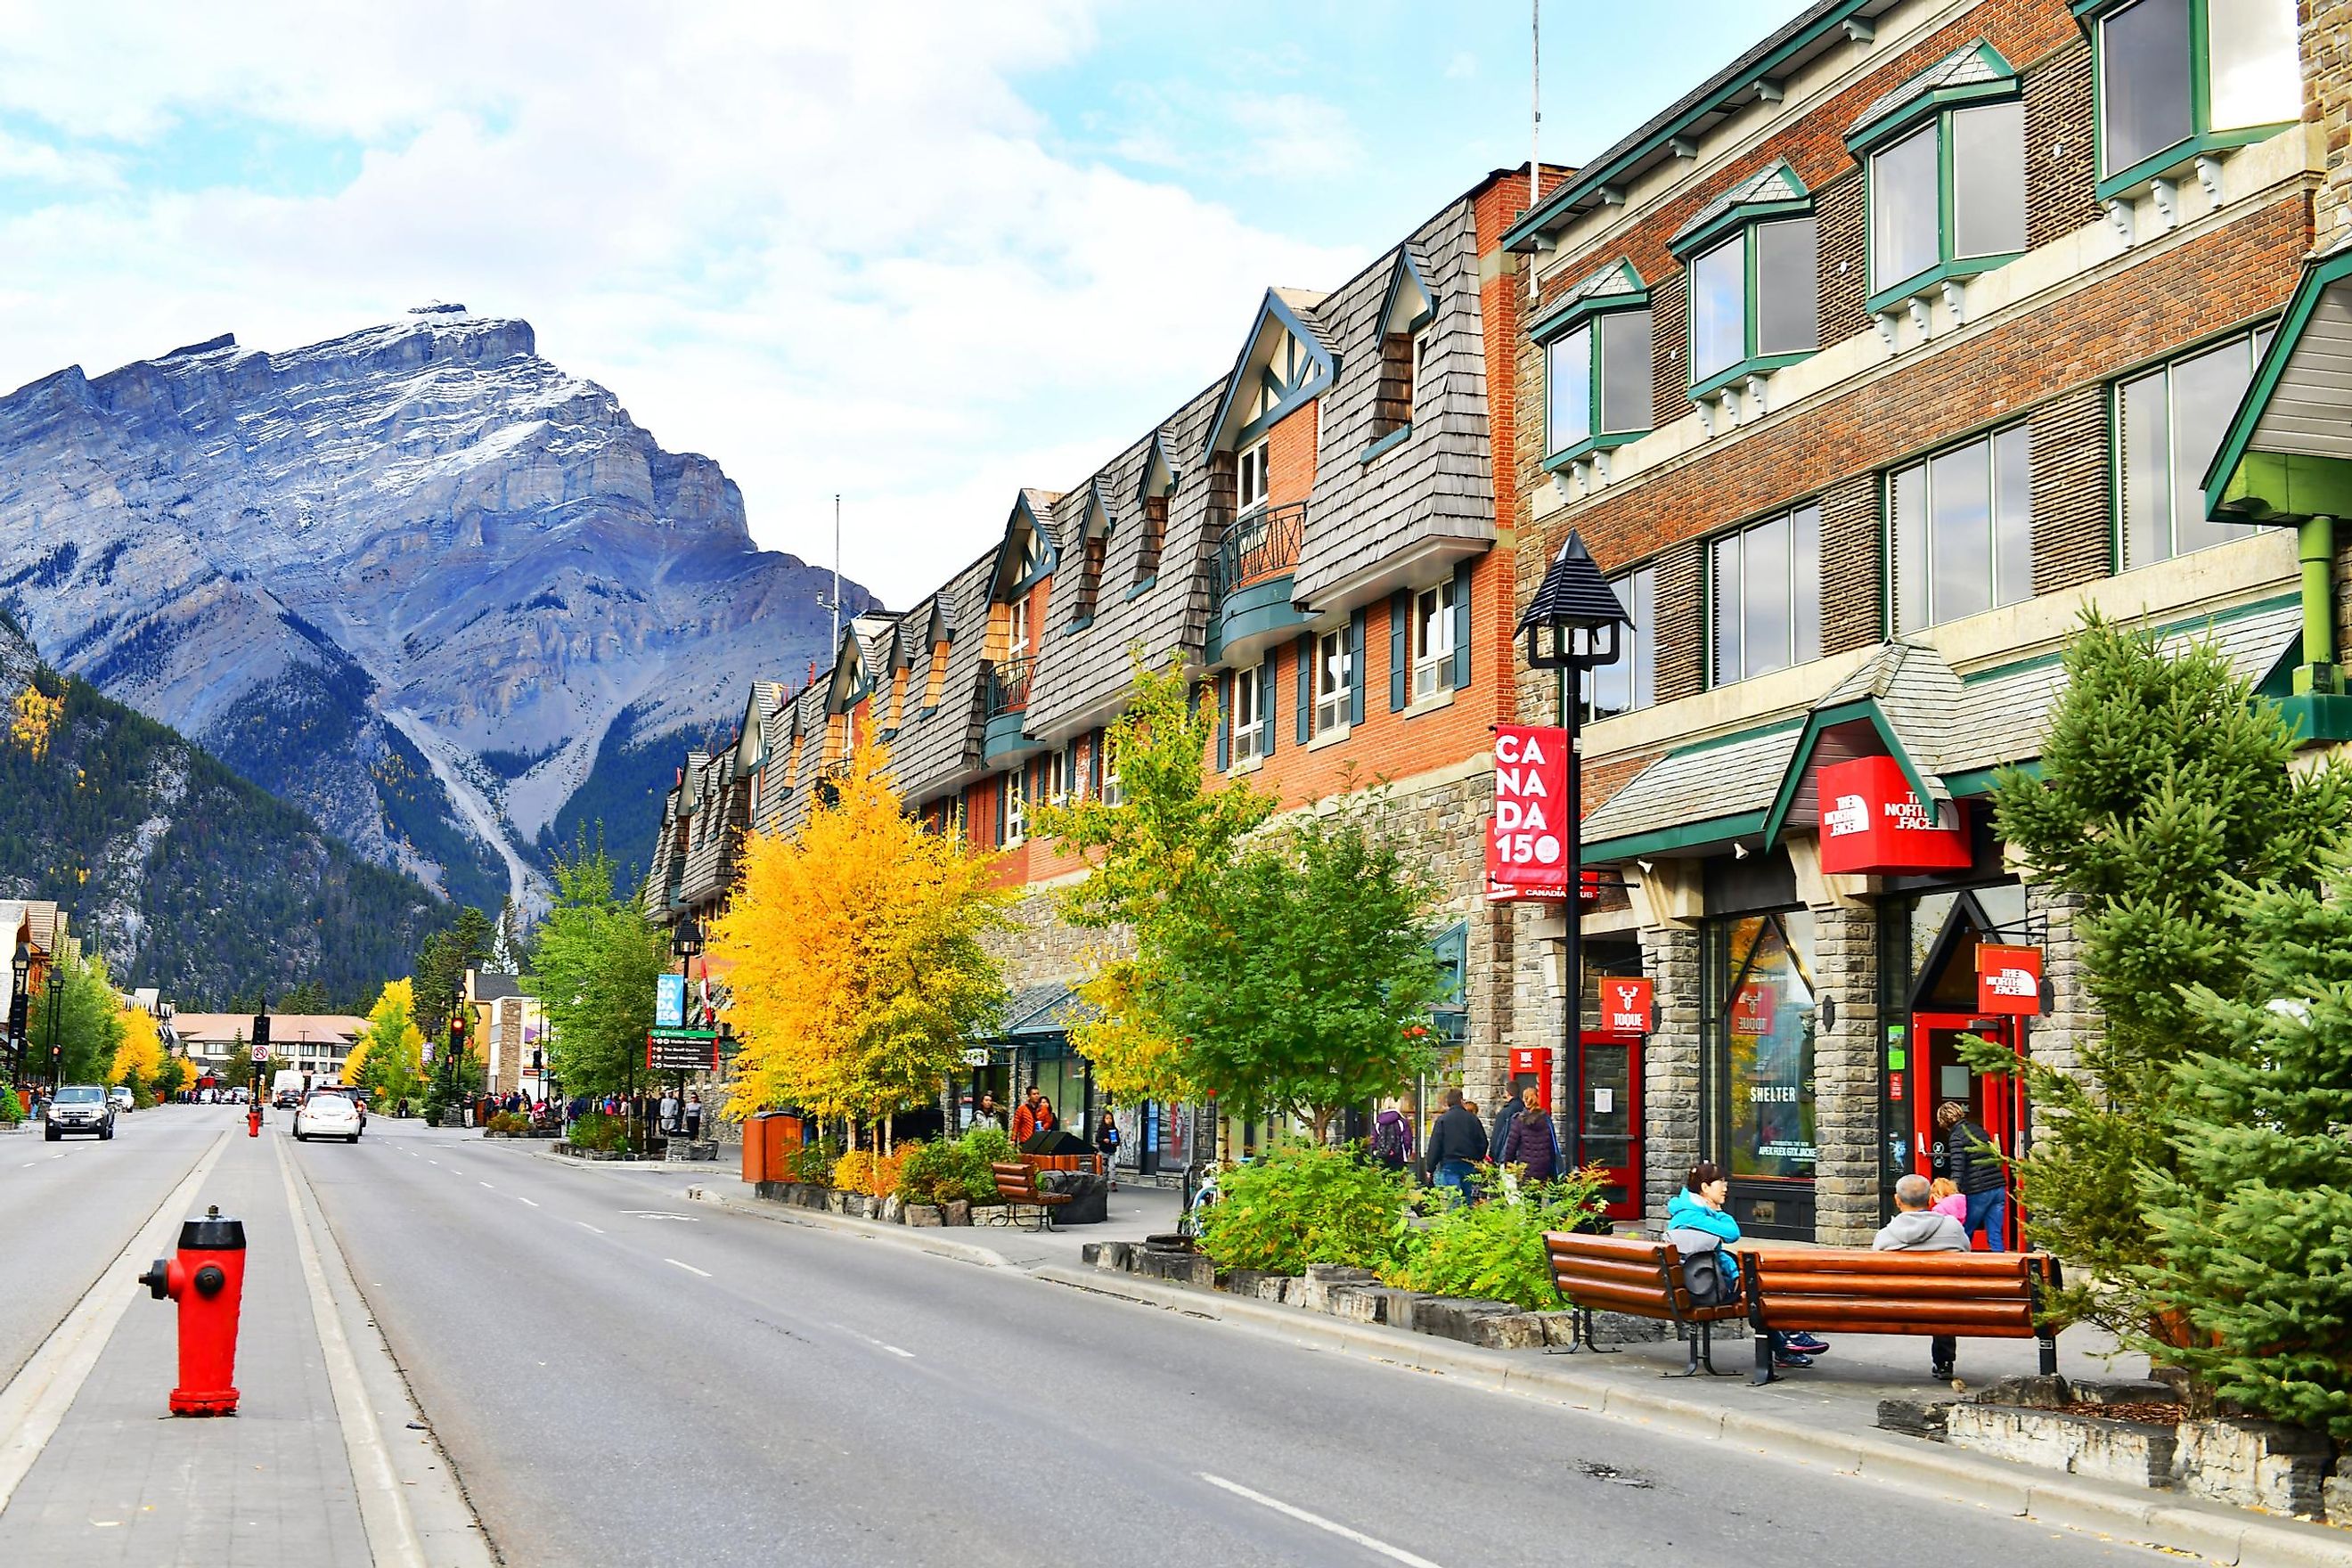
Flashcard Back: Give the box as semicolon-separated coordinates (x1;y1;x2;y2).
744;1111;777;1184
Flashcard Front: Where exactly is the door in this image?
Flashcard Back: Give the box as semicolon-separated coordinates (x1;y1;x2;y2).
1578;1031;1643;1222
1909;1011;2025;1249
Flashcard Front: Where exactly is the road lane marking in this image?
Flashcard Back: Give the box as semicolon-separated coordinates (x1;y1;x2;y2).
0;1127;233;1515
515;1196;539;1208
664;1258;711;1278
1197;1474;1443;1568
828;1322;916;1359
478;1181;494;1188
575;1221;605;1234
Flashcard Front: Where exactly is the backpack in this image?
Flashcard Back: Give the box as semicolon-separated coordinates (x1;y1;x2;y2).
1372;1113;1409;1168
1679;1247;1741;1307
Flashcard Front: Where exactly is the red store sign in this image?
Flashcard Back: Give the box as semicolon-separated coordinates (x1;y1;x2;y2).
1486;725;1571;901
1817;755;1971;875
1730;983;1776;1035
1976;943;2044;1017
1600;977;1654;1034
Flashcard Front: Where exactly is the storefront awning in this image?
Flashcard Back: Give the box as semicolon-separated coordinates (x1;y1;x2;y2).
992;981;1103;1043
2206;241;2352;527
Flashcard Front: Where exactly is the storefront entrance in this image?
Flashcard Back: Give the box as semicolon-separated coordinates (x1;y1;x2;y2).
1907;1011;2025;1249
1577;1031;1642;1221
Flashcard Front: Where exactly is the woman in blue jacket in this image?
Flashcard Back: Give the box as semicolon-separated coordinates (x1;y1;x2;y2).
1665;1162;1828;1369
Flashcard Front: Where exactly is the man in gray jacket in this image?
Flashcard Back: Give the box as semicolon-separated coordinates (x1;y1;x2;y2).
1874;1172;1970;1381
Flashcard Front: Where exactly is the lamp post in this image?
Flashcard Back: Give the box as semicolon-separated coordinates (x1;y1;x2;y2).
1515;531;1631;1174
45;964;64;1091
671;917;705;1140
8;941;29;1086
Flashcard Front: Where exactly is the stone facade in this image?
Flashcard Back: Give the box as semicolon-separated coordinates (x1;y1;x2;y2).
1635;924;1700;1235
1809;905;1879;1246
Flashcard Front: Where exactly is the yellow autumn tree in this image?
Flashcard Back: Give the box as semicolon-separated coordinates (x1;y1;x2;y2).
346;979;425;1107
712;744;1010;1146
110;1005;167;1107
11;682;63;760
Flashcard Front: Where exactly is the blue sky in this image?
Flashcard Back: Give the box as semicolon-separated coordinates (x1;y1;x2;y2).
0;1;1804;606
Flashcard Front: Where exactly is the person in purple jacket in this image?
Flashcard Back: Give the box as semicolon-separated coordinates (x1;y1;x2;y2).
1499;1084;1560;1180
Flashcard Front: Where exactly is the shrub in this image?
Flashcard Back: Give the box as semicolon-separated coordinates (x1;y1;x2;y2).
568;1111;627;1153
1391;1167;1605;1311
833;1148;876;1196
787;1136;842;1186
953;1124;1017;1203
1195;1141;1412;1276
486;1111;528;1133
0;1086;20;1124
897;1139;991;1205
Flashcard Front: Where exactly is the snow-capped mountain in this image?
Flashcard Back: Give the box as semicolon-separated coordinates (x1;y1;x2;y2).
0;306;870;911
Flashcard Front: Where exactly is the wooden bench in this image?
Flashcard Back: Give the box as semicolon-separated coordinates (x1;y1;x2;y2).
988;1162;1073;1231
1739;1246;2062;1385
1544;1232;1748;1376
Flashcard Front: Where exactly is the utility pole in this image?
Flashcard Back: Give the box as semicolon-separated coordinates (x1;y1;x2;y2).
831;493;843;648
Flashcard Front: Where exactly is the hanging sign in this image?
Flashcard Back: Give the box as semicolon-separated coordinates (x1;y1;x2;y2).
655;972;687;1028
1730;983;1776;1035
1975;943;2044;1016
1816;755;1971;875
1486;725;1572;901
1600;977;1654;1034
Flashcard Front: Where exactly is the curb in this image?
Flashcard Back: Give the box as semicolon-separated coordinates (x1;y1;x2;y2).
1029;1264;2352;1568
682;1185;1009;1271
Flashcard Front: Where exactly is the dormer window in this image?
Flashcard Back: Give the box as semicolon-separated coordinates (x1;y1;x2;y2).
1849;43;2024;313
1007;596;1030;663
1237;438;1270;515
1672;164;1818;398
1534;260;1652;469
2091;0;2296;200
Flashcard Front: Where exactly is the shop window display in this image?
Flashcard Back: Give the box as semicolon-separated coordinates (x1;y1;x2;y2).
1716;911;1819;1182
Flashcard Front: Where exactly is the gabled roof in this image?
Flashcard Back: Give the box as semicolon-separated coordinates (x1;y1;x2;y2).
990;489;1062;600
821;622;874;714
1846;40;2017;152
2206;241;2352;525
1760;639;1964;845
1080;479;1116;540
1526;258;1650;341
1202;287;1338;457
1134;430;1180;505
1669;160;1812;257
1376;246;1437;337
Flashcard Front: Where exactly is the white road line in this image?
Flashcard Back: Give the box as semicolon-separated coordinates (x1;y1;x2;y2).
576;1221;604;1234
664;1258;711;1278
1197;1474;1444;1568
478;1181;493;1189
827;1322;916;1359
427;1159;439;1165
515;1196;539;1208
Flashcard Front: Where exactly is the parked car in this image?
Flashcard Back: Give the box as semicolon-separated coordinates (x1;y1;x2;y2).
45;1084;115;1141
292;1088;363;1143
107;1086;134;1111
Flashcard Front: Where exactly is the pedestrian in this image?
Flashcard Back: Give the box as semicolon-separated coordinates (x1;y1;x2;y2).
1094;1109;1120;1190
1499;1085;1560;1181
1937;1100;2006;1248
1013;1086;1057;1147
1486;1087;1522;1164
685;1091;703;1141
1874;1172;1971;1380
658;1090;679;1134
1417;1088;1485;1203
1668;1161;1828;1368
1928;1176;1967;1221
1371;1097;1414;1172
970;1091;1003;1133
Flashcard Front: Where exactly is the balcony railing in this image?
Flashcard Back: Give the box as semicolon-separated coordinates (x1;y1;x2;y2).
987;655;1034;718
1213;501;1307;603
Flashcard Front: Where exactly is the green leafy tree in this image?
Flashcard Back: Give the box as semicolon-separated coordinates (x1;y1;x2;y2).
1160;790;1445;1139
1976;613;2352;1336
528;839;668;1099
2136;853;2352;1433
32;948;125;1086
413;907;497;1041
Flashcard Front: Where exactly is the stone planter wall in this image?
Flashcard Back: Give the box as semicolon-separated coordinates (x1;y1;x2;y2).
748;1180;982;1225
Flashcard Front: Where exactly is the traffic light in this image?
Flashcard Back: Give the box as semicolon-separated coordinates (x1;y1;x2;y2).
250;1014;271;1053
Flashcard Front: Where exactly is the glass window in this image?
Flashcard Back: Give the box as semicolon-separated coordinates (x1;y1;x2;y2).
1231;666;1264;764
1003;771;1025;846
1409;322;1436;409
2118;330;2267;568
1411;578;1456;700
1580;565;1656;722
2100;0;2298;183
2101;0;2193;174
1754;217;1819;358
1691;239;1745;384
1544;308;1651;455
1545;326;1591;454
1716;911;1819;1183
1313;628;1353;735
1710;504;1822;685
1007;597;1029;661
1951;101;2026;259
1237;440;1270;513
1890;425;2033;632
1101;735;1123;807
2210;0;2299;133
1870;124;1940;291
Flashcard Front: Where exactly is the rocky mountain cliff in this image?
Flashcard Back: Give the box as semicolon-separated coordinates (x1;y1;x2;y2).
0;307;870;911
0;610;447;1006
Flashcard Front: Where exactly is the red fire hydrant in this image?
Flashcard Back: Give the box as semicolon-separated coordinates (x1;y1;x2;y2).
136;1205;246;1415
247;1102;261;1138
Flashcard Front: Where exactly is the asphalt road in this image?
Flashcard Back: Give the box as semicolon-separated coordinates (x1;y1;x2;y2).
294;1119;2161;1568
0;1103;226;1385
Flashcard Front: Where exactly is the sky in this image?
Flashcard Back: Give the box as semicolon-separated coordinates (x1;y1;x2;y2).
0;0;1807;608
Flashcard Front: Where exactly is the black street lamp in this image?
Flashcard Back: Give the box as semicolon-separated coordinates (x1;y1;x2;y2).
667;917;705;1137
8;941;29;1085
44;963;63;1091
1516;531;1631;1175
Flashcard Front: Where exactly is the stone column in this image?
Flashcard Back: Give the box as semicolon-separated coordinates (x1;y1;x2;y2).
1637;924;1701;1236
1809;904;1881;1245
2023;880;2094;1088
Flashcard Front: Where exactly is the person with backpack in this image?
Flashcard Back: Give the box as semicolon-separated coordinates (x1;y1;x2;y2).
1666;1161;1828;1369
1937;1099;2007;1248
1417;1088;1485;1202
1371;1097;1414;1172
1499;1084;1560;1181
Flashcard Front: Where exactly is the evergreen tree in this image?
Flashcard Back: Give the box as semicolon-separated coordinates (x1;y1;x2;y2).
530;839;670;1100
1982;613;2352;1335
2138;853;2352;1433
413;907;497;1040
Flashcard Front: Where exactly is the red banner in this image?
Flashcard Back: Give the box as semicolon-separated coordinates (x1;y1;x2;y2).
1600;977;1653;1034
1486;724;1572;900
1730;983;1776;1035
1976;943;2043;1016
1817;755;1971;875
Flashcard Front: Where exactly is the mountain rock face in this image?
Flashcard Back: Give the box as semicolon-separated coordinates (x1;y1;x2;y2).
0;611;447;1006
0;308;870;910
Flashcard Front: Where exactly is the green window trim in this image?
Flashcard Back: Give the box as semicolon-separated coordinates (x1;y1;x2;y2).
1542;306;1654;462
1861;106;2028;315
1689;350;1815;404
1844;42;2019;158
2078;0;2298;202
1359;423;1413;465
1528;274;1651;346
1539;429;1645;473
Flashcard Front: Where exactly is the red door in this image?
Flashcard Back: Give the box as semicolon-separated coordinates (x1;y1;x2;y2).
1908;1011;2025;1249
1578;1031;1643;1222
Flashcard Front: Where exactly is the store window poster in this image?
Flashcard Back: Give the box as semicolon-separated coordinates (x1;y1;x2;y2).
1723;913;1818;1181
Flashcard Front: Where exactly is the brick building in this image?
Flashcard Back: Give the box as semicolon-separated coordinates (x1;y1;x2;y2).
644;169;1562;1164
1503;0;2325;1244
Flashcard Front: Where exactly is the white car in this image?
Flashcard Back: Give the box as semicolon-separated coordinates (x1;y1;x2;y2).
293;1089;363;1143
107;1086;134;1110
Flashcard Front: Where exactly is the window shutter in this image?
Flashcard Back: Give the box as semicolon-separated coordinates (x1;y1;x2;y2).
1216;673;1231;771
1389;590;1409;711
1450;559;1474;690
1294;635;1312;744
1348;608;1367;726
1067;739;1081;801
1090;728;1104;796
1261;652;1278;756
992;780;1005;846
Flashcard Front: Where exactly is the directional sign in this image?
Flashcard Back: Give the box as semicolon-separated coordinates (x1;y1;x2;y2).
647;1034;720;1072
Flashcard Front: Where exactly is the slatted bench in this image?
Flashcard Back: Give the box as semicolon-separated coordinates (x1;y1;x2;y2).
1739;1246;2062;1385
1544;1231;1748;1376
988;1161;1073;1232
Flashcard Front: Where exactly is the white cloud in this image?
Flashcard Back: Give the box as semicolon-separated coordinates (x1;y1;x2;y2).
0;0;1360;606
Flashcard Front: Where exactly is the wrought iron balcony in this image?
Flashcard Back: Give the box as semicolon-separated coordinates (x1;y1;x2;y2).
986;656;1034;719
1213;501;1307;603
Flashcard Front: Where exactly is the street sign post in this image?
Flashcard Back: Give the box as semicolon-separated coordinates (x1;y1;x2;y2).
646;1027;720;1072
